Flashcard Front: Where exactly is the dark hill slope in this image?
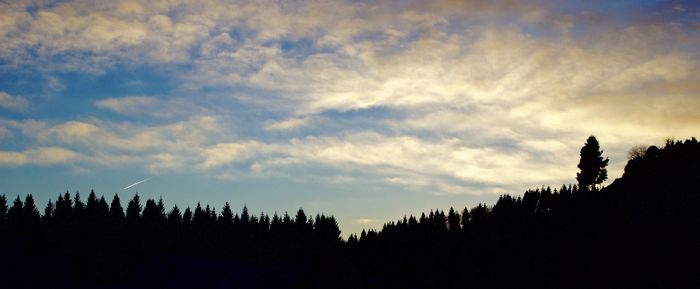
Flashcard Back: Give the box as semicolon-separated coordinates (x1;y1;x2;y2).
349;139;700;289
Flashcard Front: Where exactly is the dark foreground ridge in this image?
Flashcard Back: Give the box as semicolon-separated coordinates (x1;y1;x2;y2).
1;138;699;289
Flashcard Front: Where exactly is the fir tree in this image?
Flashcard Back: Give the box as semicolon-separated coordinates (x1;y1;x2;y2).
23;194;40;224
220;202;233;225
126;194;142;223
7;196;23;224
167;205;182;224
110;194;125;222
576;136;610;191
0;194;7;223
43;200;54;223
182;207;193;225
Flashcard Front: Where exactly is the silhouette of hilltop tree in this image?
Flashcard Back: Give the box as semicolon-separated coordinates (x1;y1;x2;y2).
577;136;609;191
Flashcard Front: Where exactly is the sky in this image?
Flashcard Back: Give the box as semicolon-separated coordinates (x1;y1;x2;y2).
1;0;699;236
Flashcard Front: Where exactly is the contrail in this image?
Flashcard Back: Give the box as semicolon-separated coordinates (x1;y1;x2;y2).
123;176;154;190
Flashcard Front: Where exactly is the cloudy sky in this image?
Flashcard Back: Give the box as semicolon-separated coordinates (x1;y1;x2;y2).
1;0;699;235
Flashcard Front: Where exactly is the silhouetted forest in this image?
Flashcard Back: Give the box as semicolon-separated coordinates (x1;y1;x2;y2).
1;137;699;289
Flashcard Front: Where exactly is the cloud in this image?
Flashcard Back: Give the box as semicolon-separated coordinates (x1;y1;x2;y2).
195;132;578;195
28;147;79;164
95;95;209;118
354;218;376;225
264;116;316;131
0;151;27;166
5;115;224;172
95;96;158;114
0;146;78;166
0;92;29;111
199;142;259;169
1;0;699;197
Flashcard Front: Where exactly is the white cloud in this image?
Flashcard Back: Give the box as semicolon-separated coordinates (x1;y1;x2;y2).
0;151;27;166
0;146;78;166
0;92;29;111
95;96;158;115
199;141;259;169
196;132;577;194
1;0;699;197
354;218;376;225
264;116;316;131
28;146;79;164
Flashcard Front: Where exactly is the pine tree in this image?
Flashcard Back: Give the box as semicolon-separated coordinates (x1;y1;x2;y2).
220;202;233;225
73;192;85;219
23;194;40;225
295;208;307;226
7;196;23;224
0;194;7;223
126;194;142;223
193;203;205;226
110;194;125;222
240;205;250;224
182;207;193;225
97;196;109;221
142;199;158;223
86;190;99;220
460;207;471;230
54;192;73;222
156;198;166;222
167;205;182;224
447;207;461;232
576;136;610;191
43;200;54;223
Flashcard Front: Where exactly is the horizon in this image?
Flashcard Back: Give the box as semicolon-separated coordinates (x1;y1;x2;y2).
1;0;699;236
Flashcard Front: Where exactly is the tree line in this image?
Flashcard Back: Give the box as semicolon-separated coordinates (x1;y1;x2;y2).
0;136;698;289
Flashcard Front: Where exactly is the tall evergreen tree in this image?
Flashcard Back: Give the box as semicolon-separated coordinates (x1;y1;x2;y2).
86;190;99;220
295;208;308;226
156;197;166;222
97;196;109;220
240;205;250;224
73;192;85;218
447;207;461;232
7;196;23;224
142;199;159;223
220;202;233;225
109;194;125;222
0;194;7;223
167;205;182;224
193;203;205;225
54;192;72;222
182;207;193;225
126;194;142;223
43;200;54;223
23;195;40;224
460;207;470;231
576;136;609;191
